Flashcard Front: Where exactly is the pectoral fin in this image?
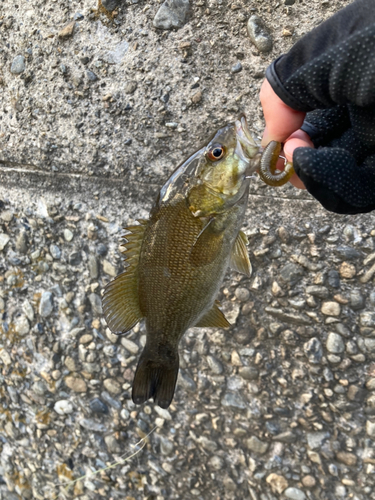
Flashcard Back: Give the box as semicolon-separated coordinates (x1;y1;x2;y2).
230;230;252;277
195;302;231;328
102;221;146;335
189;219;224;267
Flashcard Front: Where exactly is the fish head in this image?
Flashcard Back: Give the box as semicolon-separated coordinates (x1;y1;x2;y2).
157;115;260;214
198;114;260;198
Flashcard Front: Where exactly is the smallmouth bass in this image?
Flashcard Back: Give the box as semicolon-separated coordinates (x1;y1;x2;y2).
102;115;261;409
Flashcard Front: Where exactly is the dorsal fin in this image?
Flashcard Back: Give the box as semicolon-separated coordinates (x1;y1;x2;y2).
102;220;147;335
195;302;231;328
230;230;252;277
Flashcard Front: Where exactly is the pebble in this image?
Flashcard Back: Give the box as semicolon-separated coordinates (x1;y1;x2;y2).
106;328;118;344
234;328;254;345
350;290;365;310
303;338;323;364
246;436;269;454
301;475;316;488
306;285;328;298
105;435;121;453
121;408;130;420
10;55;26;74
124;81;138;94
307;431;329;449
54;400;74;416
80;334;93;344
79;418;107;433
238;366;258;380
89;293;103;315
234;287;250;302
360;312;375;327
347;385;366;402
191;90;202;104
102;0;120;11
266;473;288;494
273;431;296;443
0;348;11;365
153;0;190;30
366;420;375;438
58;21;75;39
231;62;242;74
365;338;375;352
326;332;345;354
336;451;357;466
103;260;117;276
50;244;61;260
64;356;77;372
159;436;174;455
14;315;30;336
32;381;48;396
121;338;139;354
247;15;273;53
178;371;196;391
154;406;172;420
65;376;87;392
284;487;306;500
207;355;224;374
89;398;109;414
39;291;54;317
103;378;121;395
87;70;98;82
321;301;340;316
96;243;108;256
280;263;304;286
64;229;74;241
221;392;246;409
0;210;13;222
69;251;82;266
208;456;224;470
327;269;340;288
361;261;375;283
0;233;10;251
15;230;28;254
339;262;356;279
335;245;362;259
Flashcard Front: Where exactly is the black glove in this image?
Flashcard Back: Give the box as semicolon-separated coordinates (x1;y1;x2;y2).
265;0;375;214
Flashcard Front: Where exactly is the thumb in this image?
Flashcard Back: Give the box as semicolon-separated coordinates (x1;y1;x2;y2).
293;147;375;214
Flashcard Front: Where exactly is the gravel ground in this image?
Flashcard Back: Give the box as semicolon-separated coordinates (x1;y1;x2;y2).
3;1;375;500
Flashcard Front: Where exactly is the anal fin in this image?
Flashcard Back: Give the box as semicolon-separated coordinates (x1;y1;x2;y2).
230;230;252;277
195;302;231;328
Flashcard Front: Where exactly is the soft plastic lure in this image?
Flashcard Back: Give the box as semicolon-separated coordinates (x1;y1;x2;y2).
258;140;295;187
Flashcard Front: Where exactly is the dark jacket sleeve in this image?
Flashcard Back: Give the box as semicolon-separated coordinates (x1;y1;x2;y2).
265;0;375;112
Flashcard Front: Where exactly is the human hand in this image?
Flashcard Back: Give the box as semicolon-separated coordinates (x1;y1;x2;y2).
258;0;375;214
259;79;313;190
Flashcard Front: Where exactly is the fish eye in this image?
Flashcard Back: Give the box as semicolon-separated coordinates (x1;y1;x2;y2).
207;145;225;162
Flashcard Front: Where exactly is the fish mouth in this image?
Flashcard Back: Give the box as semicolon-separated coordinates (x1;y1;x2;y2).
234;115;261;174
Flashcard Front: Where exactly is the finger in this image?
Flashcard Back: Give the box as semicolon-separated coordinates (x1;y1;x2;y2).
260;79;306;146
283;130;314;162
283;130;314;189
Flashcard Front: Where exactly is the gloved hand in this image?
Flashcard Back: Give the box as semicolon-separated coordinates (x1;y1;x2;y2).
261;0;375;214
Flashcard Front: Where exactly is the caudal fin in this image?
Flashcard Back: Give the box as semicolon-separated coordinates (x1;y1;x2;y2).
132;346;179;409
